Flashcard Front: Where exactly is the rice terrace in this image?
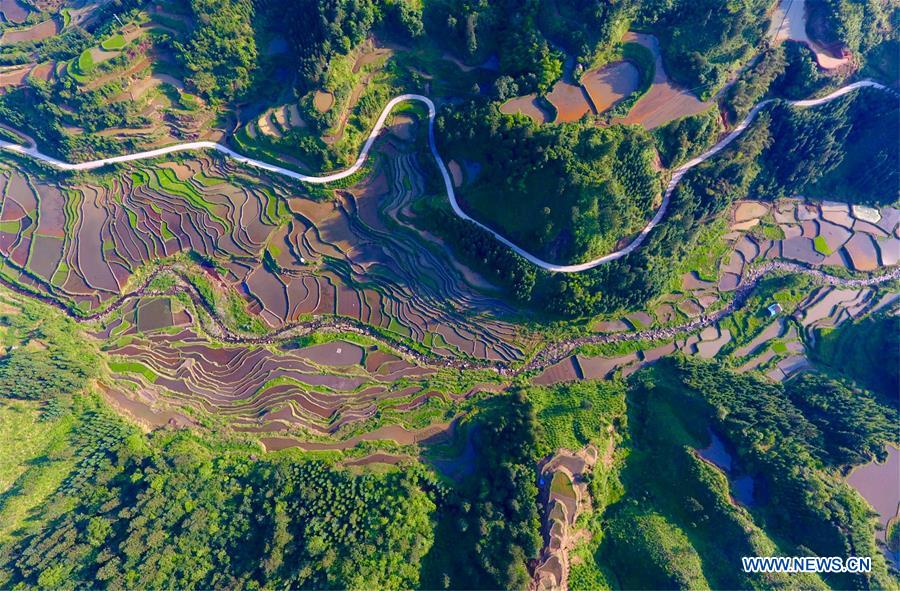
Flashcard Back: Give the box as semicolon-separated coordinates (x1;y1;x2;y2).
0;1;897;590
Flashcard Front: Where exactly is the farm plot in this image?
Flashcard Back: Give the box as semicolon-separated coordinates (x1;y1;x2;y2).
100;303;451;437
0;151;529;361
0;18;59;45
723;199;900;285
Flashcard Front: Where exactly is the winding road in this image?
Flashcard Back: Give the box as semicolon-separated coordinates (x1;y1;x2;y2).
0;80;890;273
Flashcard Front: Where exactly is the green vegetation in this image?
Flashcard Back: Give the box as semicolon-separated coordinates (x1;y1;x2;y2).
422;392;541;590
888;519;900;555
654;107;721;168
605;507;710;589
0;72;148;161
776;41;829;100
677;218;728;282
637;0;773;98
719;274;811;350
786;372;897;467
550;470;576;497
437;101;661;264
0;419;439;589
0;4;896;589
0;293;441;590
0;303;98;401
725;46;787;122
0;398;77;542
813;234;833;255
590;358;897;590
534;85;896;318
175;0;258;101
539;0;630;69
413;190;538;301
591;361;821;591
100;34;126;51
524;380;625;454
266;0;381;90
861;38;900;85
107;359;159;384
812;311;900;400
658;358;897;589
751;213;786;241
75;49;94;77
807;0;897;55
803;93;900;205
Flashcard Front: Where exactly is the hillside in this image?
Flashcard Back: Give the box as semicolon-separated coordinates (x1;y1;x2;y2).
0;0;896;589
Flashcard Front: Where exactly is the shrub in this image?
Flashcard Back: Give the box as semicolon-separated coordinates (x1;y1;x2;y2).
100;34;126;51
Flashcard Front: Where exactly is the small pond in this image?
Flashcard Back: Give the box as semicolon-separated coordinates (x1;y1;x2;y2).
697;430;756;507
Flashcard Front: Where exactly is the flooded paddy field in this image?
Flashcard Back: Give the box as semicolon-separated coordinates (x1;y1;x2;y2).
499;94;549;123
581;61;640;113
0;0;28;24
532;196;899;388
501;31;708;129
0;18;59;45
769;0;852;70
97;293;494;441
0;142;531;362
847;446;900;567
847;446;900;542
103;319;447;437
618;32;711;129
546;80;592;122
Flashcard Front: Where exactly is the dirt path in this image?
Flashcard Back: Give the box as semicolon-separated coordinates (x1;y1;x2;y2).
0;255;894;377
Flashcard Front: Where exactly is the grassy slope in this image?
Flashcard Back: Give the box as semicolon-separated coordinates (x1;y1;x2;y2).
597;364;829;590
0;400;77;542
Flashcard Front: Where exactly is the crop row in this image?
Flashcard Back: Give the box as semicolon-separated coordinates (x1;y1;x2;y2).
0;156;529;361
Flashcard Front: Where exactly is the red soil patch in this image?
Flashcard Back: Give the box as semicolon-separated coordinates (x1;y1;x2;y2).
0;0;28;24
619;32;712;130
1;18;58;44
547;81;592;122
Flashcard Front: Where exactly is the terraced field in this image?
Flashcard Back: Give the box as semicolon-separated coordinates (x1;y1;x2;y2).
0;113;897;450
523;197;900;390
98;295;466;437
0;141;529;363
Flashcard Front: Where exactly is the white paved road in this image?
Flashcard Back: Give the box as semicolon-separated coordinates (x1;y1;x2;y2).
0;81;889;272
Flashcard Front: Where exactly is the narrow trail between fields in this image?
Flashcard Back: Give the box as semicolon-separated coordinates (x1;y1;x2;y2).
0;258;895;376
0;81;891;272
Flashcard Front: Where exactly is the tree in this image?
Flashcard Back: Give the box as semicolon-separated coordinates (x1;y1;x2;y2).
174;0;259;101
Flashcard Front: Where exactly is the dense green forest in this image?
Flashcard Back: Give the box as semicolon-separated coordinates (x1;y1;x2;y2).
811;312;900;401
596;358;898;590
636;0;774;99
422;392;542;590
503;87;899;317
436;102;660;264
175;0;257;102
0;404;440;589
808;0;897;54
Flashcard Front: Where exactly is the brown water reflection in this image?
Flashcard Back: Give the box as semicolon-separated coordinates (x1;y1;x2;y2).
847;445;900;541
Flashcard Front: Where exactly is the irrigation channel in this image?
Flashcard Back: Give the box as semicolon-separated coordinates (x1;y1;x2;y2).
0;80;892;272
0;254;896;376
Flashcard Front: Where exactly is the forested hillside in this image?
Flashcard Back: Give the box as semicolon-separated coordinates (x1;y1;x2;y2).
533;88;898;317
0;0;895;589
437;102;660;264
